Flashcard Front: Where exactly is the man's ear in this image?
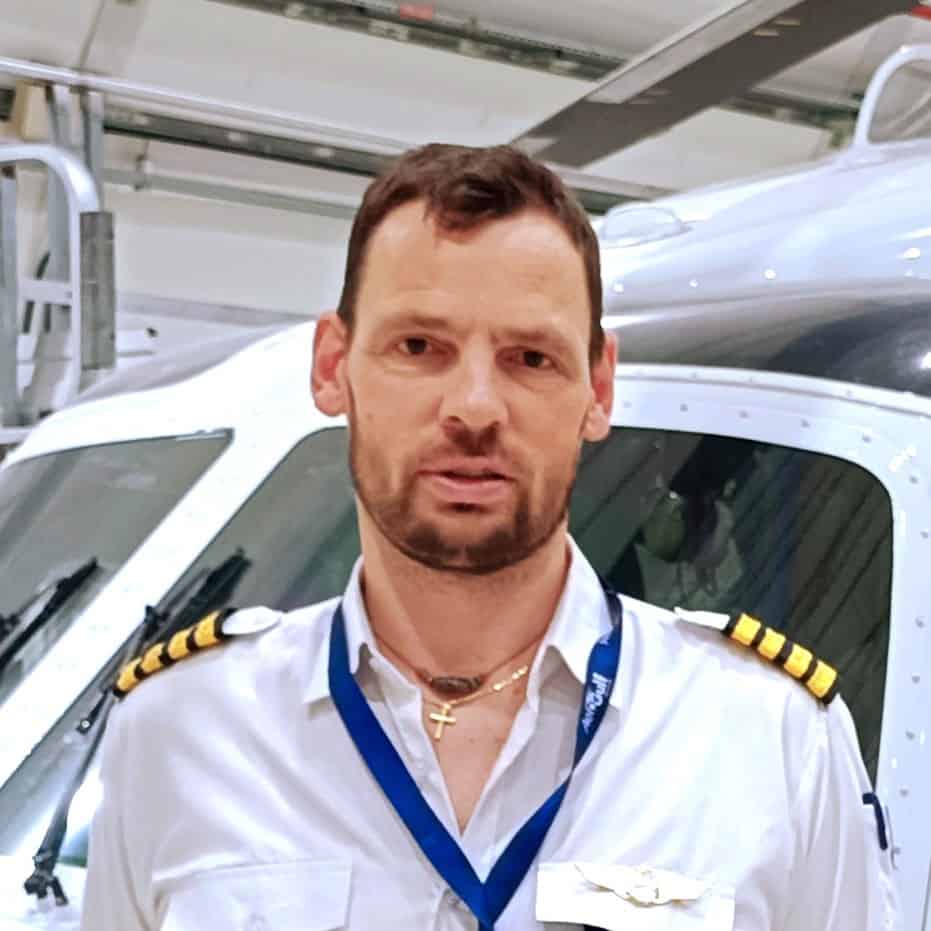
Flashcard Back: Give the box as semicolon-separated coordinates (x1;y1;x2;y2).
582;331;616;443
311;312;350;416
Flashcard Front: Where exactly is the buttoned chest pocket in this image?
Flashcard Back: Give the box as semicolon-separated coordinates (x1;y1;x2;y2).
536;861;735;931
161;860;351;931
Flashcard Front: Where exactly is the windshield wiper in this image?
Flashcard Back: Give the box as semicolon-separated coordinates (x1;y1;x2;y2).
0;558;99;673
23;549;252;907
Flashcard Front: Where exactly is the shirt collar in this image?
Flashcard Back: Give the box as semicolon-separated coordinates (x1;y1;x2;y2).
302;557;370;706
526;536;623;709
302;537;622;709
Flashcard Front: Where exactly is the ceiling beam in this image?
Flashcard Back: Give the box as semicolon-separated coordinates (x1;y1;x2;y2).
207;0;869;140
0;57;670;212
98;106;669;212
75;0;154;76
207;0;620;81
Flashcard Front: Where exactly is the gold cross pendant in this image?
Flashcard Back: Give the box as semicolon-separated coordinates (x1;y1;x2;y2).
429;703;457;740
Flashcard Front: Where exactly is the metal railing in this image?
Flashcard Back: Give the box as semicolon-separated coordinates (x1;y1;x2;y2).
0;143;113;422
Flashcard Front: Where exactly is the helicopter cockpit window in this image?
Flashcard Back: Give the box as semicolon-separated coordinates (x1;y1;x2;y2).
571;428;892;778
0;428;355;874
0;432;230;707
867;57;931;144
0;425;892;879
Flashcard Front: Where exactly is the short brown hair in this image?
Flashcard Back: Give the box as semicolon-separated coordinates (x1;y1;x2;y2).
336;143;604;365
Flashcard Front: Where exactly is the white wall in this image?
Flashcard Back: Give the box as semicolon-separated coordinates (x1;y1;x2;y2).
6;141;356;357
108;187;350;317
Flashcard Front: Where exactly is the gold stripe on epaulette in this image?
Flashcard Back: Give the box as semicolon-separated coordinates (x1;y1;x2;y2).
723;612;839;705
807;660;839;702
139;644;164;676
113;609;231;698
167;629;190;661
115;659;143;697
193;615;223;649
730;614;762;647
756;628;786;661
784;644;814;679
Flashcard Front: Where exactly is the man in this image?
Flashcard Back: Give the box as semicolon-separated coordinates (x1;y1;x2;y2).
82;144;900;930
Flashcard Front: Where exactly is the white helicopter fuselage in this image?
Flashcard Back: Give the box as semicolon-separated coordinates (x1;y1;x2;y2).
598;45;931;311
600;142;930;307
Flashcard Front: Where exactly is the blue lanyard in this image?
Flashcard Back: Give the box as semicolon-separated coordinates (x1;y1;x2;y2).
328;582;623;931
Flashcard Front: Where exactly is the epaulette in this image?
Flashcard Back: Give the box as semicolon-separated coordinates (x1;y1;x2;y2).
674;607;839;705
113;607;280;698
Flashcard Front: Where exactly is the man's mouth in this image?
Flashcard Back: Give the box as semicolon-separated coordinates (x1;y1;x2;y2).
437;469;506;482
421;467;513;504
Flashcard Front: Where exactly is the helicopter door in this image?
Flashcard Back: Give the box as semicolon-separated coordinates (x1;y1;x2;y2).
607;362;931;931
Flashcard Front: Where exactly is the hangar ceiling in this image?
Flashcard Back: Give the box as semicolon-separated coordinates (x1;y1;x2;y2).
2;0;931;198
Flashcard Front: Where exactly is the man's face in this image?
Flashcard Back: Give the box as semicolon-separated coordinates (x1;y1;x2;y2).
313;201;615;574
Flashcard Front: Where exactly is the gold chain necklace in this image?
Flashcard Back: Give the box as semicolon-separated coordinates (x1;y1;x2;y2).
425;664;530;741
376;628;543;698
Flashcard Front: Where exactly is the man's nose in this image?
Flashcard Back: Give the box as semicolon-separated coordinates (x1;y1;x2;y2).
439;352;508;434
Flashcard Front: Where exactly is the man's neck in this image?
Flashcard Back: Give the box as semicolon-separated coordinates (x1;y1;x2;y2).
358;525;572;678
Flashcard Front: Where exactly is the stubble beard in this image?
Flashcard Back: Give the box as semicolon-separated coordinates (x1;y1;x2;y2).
347;393;576;575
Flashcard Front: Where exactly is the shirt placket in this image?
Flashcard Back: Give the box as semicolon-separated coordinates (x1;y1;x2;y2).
364;653;461;829
361;646;567;931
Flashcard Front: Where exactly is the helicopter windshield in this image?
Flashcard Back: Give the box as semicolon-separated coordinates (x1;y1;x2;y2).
0;432;230;707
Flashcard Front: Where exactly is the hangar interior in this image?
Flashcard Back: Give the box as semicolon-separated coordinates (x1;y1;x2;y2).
1;0;931;433
3;3;931;928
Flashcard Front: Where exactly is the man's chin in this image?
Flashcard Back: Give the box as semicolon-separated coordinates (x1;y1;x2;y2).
401;546;524;576
393;518;551;575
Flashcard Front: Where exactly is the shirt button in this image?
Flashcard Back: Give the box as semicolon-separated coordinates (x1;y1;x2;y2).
245;915;269;931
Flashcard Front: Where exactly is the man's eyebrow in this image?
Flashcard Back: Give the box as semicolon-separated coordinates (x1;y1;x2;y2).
375;312;458;334
496;326;577;357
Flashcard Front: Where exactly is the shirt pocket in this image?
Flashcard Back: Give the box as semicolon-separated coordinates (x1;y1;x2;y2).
161;859;351;931
536;861;735;931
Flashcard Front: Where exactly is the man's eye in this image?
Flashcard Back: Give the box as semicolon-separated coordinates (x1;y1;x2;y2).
521;350;550;369
400;337;430;356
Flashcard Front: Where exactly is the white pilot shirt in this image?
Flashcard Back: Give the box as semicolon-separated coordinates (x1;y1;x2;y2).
82;539;900;931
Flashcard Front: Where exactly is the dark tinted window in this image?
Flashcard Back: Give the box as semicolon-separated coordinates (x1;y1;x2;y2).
161;427;359;612
609;292;931;398
570;429;891;775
